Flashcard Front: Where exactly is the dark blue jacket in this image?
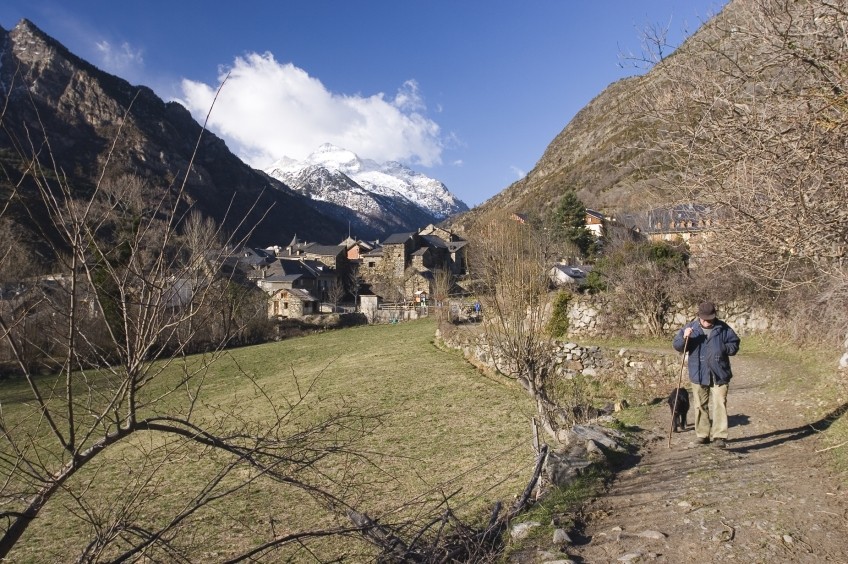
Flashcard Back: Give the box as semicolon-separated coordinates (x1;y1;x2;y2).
673;319;740;386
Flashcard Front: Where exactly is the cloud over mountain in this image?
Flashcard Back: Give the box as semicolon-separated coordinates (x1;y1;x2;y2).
178;53;444;170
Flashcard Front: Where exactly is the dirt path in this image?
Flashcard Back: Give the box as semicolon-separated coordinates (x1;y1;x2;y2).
564;353;848;563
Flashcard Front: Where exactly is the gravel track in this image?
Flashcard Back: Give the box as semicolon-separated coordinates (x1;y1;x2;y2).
565;353;848;563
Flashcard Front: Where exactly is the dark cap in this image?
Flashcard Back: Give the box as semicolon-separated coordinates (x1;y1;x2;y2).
697;301;717;321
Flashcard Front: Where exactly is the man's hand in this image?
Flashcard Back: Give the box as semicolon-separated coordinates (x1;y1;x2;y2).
683;327;693;338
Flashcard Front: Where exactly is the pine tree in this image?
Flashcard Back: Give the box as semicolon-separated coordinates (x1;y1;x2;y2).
552;190;593;257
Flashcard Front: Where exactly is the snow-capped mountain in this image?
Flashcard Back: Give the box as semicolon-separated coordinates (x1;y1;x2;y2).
265;144;468;238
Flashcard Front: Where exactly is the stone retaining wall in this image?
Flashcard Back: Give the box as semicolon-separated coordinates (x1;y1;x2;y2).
436;325;681;403
566;295;774;337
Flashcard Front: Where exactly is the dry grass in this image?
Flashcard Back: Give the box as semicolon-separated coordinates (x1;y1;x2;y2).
3;319;537;562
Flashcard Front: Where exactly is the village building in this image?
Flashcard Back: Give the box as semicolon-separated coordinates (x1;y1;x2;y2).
267;287;319;318
209;224;468;319
549;263;592;288
357;224;468;303
340;236;376;261
585;209;605;238
622;204;713;243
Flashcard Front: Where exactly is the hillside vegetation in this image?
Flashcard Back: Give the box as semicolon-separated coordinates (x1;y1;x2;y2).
453;0;847;350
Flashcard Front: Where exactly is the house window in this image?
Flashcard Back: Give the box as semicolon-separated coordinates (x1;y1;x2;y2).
284;302;289;309
273;301;279;315
368;261;375;268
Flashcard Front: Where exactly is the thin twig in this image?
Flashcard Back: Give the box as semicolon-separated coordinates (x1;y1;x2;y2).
816;440;848;453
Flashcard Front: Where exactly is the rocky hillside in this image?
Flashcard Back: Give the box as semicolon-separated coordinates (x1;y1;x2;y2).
449;2;734;232
0;19;350;260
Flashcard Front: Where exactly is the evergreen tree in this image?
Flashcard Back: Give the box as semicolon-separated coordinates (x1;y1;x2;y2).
552;190;594;257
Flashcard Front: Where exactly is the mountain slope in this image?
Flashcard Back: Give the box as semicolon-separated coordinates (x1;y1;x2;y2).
449;4;735;232
0;19;348;258
266;144;468;238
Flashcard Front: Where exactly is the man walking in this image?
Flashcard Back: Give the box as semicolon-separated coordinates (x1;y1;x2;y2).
673;302;740;448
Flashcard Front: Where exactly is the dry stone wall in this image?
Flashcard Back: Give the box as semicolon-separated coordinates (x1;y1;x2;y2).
436;326;681;403
566;295;774;337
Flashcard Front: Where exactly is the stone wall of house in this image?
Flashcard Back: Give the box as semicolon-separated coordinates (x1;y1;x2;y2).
382;243;407;279
565;295;774;338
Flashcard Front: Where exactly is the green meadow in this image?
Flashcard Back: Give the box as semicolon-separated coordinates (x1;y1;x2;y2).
3;319;537;561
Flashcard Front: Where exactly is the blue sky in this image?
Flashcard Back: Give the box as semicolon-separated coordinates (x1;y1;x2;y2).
1;1;727;207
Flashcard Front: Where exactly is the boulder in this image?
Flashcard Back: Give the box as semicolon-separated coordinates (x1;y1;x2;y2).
545;444;592;487
511;521;541;540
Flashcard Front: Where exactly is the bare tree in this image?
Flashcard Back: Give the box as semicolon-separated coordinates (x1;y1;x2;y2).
592;239;689;336
370;266;406;305
629;0;848;340
432;266;454;325
0;99;378;560
346;263;362;311
326;278;345;312
469;213;577;442
181;208;223;269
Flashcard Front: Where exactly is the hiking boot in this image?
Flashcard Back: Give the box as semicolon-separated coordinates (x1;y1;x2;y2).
713;438;727;449
695;437;710;445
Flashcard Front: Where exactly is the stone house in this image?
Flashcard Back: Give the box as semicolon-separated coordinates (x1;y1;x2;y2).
256;259;323;318
267;288;318;318
359;246;384;274
358;224;468;302
625;204;714;244
209;245;347;320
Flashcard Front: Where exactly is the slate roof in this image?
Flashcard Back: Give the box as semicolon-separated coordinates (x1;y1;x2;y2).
263;259;318;282
551;264;589;279
302;243;346;257
419;234;449;249
275;287;317;302
234;246;275;267
382;232;415;245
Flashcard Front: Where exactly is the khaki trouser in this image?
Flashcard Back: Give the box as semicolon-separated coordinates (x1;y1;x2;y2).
691;382;729;440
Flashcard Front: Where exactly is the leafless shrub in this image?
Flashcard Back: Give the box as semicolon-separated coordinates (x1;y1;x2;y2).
629;0;848;344
0;88;379;560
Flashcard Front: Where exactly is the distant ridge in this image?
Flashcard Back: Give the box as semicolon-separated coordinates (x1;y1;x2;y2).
0;19;351;260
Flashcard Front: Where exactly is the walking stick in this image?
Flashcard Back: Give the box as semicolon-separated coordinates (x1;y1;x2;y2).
668;334;689;448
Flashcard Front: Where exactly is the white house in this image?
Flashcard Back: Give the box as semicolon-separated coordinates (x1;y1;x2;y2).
549;264;591;287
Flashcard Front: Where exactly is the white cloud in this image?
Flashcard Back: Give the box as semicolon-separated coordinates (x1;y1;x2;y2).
95;40;144;77
510;165;526;179
177;52;444;168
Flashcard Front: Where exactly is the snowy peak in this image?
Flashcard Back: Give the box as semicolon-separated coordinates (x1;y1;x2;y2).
265;145;468;235
311;143;369;173
269;144;372;176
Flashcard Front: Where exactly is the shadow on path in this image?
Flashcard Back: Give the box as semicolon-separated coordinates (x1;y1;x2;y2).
729;402;848;453
729;414;750;427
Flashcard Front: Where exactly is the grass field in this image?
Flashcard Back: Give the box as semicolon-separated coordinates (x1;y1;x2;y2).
3;319;538;562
